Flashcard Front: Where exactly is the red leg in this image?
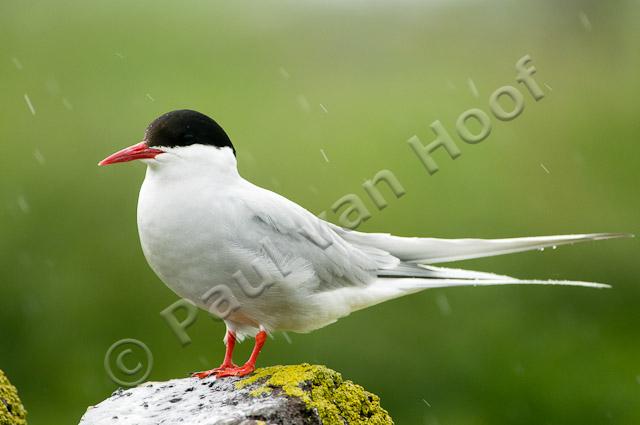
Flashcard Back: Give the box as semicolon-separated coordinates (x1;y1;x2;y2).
192;330;238;379
215;330;267;377
219;331;237;368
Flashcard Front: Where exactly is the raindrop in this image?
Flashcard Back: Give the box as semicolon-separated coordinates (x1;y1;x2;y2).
435;293;451;316
17;195;30;213
12;57;23;70
33;149;46;165
45;78;61;96
467;78;479;98
278;67;290;79
579;11;592;32
24;94;36;115
296;94;310;112
62;97;73;110
198;356;209;367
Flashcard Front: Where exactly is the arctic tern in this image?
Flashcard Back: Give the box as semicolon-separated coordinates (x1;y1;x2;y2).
99;109;630;378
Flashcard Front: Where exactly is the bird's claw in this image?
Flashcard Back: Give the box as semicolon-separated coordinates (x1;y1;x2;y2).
191;370;215;379
214;364;255;378
192;363;239;379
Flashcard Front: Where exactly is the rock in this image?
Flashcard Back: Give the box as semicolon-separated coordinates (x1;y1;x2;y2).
80;364;393;424
0;369;27;425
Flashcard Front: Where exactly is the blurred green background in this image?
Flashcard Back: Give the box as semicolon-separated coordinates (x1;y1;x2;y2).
1;1;639;423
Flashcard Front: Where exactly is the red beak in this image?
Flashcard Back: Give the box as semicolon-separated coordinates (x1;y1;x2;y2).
98;142;165;166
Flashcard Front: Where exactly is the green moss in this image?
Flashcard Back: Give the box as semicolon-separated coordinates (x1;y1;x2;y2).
236;364;393;424
0;370;27;425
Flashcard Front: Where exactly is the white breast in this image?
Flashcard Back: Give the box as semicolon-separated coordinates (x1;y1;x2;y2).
135;145;385;337
136;147;246;307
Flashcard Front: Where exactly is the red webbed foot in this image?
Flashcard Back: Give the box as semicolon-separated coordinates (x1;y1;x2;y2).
194;329;266;379
214;363;256;377
192;370;215;379
191;362;240;379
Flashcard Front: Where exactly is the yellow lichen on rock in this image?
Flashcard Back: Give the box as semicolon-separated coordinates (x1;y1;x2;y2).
0;370;27;425
236;364;393;424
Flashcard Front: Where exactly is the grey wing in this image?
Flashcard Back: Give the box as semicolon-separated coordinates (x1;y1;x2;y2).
234;188;401;290
234;186;503;289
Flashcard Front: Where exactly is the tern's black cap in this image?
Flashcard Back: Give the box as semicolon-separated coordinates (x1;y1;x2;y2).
144;110;235;155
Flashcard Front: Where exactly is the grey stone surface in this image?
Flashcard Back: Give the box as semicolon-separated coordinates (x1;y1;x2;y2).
79;374;317;425
79;364;393;425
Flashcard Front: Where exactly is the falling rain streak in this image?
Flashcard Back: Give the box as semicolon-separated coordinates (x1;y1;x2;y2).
24;94;36;115
12;57;23;70
579;11;593;32
33;149;46;165
62;98;73;110
17;195;30;213
467;78;479;98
